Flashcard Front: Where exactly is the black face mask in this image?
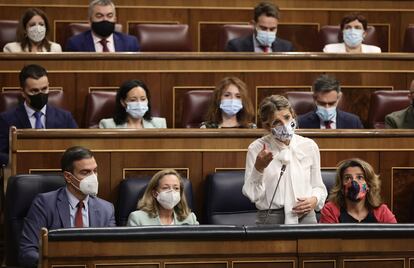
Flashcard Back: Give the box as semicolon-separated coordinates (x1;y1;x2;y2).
28;93;48;110
91;21;115;38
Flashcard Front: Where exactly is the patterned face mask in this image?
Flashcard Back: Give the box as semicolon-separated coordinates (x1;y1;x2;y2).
344;179;368;202
271;120;296;142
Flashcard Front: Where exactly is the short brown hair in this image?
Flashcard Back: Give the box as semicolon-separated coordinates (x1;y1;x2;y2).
328;158;382;209
340;12;368;32
254;1;280;21
259;95;296;129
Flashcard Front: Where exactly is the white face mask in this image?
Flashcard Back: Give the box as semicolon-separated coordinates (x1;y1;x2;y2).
27;24;46;43
126;101;148;119
271;119;296;142
156;189;181;210
315;105;337;122
70;173;99;196
220;99;243;116
256;29;276;47
343;28;364;48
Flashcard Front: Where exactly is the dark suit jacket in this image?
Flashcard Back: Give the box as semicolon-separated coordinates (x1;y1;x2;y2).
298;109;364;129
0;103;78;166
65;30;140;52
225;34;294;52
19;187;116;268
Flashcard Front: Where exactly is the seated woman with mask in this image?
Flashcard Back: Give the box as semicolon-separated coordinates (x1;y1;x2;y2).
201;76;256;128
99;80;166;128
243;95;327;224
320;158;397;223
127;169;199;226
323;13;381;53
3;8;62;52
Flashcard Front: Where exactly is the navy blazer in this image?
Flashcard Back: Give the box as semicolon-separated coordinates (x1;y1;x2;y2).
298;109;364;129
65;30;140;52
19;187;116;268
225;34;294;52
0;103;78;166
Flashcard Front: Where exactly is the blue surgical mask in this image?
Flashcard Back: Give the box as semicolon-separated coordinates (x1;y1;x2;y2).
315;105;337;122
271;120;296;142
343;28;364;48
126;101;148;119
256;29;276;48
220;99;243;116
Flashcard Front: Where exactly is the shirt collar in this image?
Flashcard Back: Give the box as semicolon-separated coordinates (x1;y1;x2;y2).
91;31;114;45
65;186;89;209
24;101;47;116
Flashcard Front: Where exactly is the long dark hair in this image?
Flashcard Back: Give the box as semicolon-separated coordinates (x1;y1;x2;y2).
17;8;51;52
113;80;153;125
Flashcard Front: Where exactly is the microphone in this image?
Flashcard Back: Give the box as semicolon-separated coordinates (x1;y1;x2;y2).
263;151;289;224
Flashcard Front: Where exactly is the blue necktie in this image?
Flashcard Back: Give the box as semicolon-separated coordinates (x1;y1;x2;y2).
34;111;44;129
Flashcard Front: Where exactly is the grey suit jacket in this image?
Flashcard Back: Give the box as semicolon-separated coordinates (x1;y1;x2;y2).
19;187;116;268
99;117;167;128
385;106;414;129
127;210;198;226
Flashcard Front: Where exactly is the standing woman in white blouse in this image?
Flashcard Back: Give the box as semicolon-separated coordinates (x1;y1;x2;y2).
242;95;327;224
3;8;62;52
323;13;381;53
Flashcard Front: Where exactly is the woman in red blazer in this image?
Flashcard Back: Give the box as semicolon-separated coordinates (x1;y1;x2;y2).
320;158;396;223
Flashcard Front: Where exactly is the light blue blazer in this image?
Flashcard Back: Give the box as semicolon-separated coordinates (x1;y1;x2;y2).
99;117;167;129
127;210;199;226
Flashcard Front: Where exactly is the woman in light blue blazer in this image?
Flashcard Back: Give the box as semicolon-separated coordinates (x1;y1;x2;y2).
99;80;166;129
127;169;198;226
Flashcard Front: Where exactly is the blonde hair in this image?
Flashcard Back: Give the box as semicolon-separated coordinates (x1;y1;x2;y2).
259;95;296;129
137;169;191;221
205;76;255;127
328;158;382;209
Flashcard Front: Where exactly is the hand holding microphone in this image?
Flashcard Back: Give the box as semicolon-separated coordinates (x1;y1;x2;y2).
254;143;273;173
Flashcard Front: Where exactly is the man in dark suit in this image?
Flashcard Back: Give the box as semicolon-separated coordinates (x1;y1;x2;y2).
0;64;77;166
225;2;293;52
385;80;414;129
19;146;116;268
298;74;364;129
65;0;139;52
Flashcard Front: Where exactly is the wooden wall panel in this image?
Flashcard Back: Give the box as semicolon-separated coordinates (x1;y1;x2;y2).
1;2;414;52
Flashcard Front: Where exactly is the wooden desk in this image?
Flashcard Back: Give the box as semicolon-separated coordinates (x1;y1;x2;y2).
9;128;414;222
1;53;414;127
40;225;414;268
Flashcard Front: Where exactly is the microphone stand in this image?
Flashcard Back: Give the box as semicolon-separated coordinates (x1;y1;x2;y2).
263;164;286;224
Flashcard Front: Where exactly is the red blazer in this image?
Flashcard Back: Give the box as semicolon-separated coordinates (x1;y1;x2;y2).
320;201;397;223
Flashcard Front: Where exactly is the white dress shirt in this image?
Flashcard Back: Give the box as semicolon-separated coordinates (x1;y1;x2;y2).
66;187;90;227
92;32;115;52
24;102;47;128
242;134;327;224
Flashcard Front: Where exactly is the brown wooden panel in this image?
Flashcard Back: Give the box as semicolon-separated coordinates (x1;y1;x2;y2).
302;260;335;268
96;264;159;268
166;263;227;268
234;261;294;268
392;168;414;223
343;259;404;268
